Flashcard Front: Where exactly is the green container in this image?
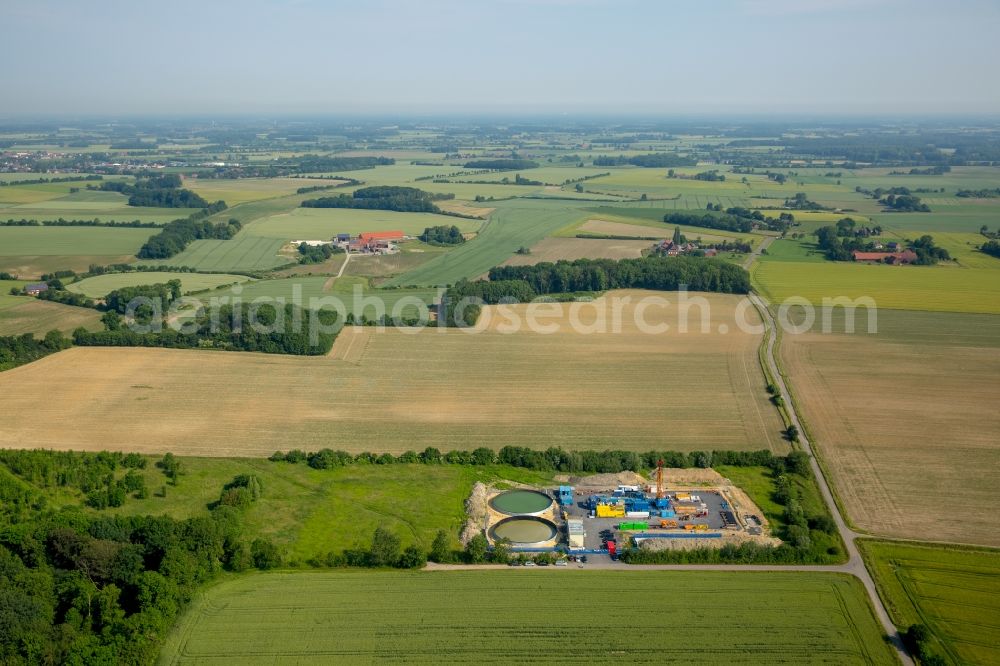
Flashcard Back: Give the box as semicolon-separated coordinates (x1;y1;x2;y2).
619;521;648;531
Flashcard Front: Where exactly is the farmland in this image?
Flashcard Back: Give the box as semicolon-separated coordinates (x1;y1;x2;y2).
160;570;895;665
780;309;1000;546
0;226;156;276
860;540;1000;666
499;237;651;266
180;177;344;206
753;258;1000;314
0;299;102;336
99;458;551;561
141;236;289;272
209;275;439;319
0;292;786;455
245;206;482;239
67;271;252;298
385;199;591;286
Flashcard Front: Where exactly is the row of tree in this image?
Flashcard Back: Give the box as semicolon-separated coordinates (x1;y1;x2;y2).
1;218;160;227
270;445;799;475
73;303;340;356
593;153;697;168
461;159;539;170
96;173;210;208
0;330;70;371
301;186;446;213
136;203;233;259
483;255;751;297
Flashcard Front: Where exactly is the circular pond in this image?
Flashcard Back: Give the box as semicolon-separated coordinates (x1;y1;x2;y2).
489;489;553;516
489;516;558;545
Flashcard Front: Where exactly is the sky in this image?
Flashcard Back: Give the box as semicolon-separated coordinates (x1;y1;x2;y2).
2;0;999;117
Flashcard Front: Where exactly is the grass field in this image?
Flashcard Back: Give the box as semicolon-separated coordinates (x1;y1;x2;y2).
498;237;650;266
0;226;156;255
101;459;551;561
860;540;1000;666
67;272;252;298
753;259;1000;314
143;236;289;272
160;570;894;665
0;226;157;277
209;275;439;319
385;199;591;286
245;207;482;239
781;309;1000;546
181;177;344;206
0;292;786;456
0;299;103;336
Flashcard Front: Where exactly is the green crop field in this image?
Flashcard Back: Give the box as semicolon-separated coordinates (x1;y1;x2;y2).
758;238;826;263
245;206;482;239
181;177;341;206
0;226;158;277
385;199;590;286
209;275;439;319
143;236;289;272
66;271;253;298
860;540;1000;666
160;570;895;665
752;258;1000;314
0;226;156;256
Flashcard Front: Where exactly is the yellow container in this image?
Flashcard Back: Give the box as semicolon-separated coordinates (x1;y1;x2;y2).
596;504;625;518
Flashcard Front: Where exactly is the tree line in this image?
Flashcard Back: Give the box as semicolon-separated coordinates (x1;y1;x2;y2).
95;173;210;209
136;203;233;259
594;153;697;168
1;218;161;228
196;156;393;179
462;159;539;170
485;255;751;296
270;445;793;475
0;175;103;187
73;303;339;356
418;225;465;245
301;186;450;214
0;330;70;372
665;208;793;234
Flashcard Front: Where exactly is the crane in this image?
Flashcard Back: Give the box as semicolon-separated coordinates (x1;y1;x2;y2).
656;458;664;500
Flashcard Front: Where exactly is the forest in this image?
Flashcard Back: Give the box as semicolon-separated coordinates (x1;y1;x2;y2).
301;186;446;213
73;303;339;356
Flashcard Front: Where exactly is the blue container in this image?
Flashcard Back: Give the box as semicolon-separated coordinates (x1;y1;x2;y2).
660;509;675;518
655;498;669;509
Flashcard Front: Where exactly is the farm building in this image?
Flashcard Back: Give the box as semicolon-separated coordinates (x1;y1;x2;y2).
359;230;404;243
852;249;918;264
25;283;49;295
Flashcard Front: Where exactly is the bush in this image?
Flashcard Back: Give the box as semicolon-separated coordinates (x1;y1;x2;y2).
250;539;282;570
398;545;427;569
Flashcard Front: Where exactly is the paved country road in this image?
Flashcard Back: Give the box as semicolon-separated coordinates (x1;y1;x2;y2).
749;291;912;665
426;288;914;665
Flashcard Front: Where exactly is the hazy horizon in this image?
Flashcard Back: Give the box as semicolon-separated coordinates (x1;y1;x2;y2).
2;0;999;116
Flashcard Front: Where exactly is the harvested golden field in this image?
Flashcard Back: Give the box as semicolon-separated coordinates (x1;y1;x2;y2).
0;291;785;457
782;310;1000;546
499;237;651;266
